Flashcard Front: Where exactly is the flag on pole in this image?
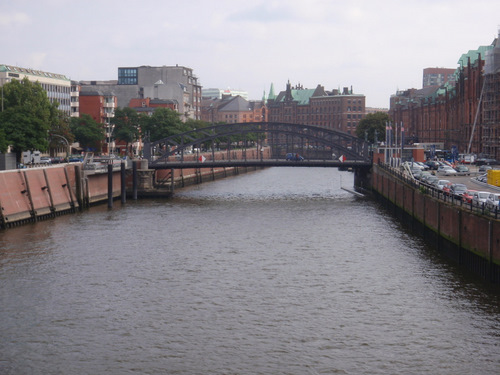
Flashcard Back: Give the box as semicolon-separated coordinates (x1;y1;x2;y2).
401;121;404;153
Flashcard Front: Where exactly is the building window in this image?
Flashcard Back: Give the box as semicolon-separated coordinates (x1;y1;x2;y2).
118;68;138;85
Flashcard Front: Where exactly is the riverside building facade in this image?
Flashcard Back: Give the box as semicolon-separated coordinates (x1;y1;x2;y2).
267;81;366;135
0;64;71;116
79;65;202;121
390;30;500;158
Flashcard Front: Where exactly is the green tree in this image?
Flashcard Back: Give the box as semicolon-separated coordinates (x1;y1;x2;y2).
0;128;8;153
356;112;391;143
112;107;140;156
70;114;105;152
140;107;185;141
49;106;74;157
0;78;54;160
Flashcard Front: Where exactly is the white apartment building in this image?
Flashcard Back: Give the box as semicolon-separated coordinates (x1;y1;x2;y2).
0;64;71;116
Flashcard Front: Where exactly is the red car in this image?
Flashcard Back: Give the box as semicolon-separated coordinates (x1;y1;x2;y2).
462;190;477;204
442;182;453;196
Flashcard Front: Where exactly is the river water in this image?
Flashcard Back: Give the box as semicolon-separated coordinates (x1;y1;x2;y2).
1;167;500;374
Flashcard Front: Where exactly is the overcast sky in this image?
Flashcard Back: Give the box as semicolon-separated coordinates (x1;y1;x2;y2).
2;0;500;108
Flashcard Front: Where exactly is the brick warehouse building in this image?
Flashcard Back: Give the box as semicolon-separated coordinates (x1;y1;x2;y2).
390;31;500;158
267;81;365;135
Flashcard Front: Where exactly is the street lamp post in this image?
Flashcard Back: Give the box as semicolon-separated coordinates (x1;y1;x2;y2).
50;134;70;161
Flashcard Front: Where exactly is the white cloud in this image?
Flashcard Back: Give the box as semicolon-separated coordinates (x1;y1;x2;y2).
0;12;30;27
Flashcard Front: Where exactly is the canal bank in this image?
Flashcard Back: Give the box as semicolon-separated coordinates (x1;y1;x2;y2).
0;148;270;229
370;162;500;283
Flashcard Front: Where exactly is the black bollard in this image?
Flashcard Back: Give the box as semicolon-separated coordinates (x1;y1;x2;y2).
121;162;126;204
132;160;138;200
108;163;113;208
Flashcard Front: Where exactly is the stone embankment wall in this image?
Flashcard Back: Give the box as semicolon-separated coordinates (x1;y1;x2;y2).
0;165;81;227
372;163;500;283
0;148;270;228
155;148;271;189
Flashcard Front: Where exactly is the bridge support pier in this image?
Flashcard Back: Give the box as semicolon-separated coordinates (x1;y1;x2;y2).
354;166;372;193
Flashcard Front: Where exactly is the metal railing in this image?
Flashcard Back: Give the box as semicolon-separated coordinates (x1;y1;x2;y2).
378;162;500;219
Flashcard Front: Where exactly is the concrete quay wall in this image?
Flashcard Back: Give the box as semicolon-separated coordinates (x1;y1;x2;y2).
0;165;81;228
0;148;270;228
372;163;500;283
155;148;271;187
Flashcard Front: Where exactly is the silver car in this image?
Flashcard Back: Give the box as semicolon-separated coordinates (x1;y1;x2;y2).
433;179;450;190
437;165;457;176
454;165;470;176
472;191;490;206
485;193;500;210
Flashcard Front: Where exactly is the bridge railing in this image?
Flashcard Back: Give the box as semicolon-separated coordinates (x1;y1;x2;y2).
144;122;372;166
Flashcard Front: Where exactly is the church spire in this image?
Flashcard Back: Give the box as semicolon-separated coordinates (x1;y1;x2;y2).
268;82;276;100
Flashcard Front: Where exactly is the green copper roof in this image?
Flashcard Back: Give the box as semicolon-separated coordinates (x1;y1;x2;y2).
457;45;493;67
268;83;276;100
290;88;316;105
0;64;70;81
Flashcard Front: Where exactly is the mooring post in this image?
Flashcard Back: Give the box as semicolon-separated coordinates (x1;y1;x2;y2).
108;163;113;208
132;160;138;200
121;162;126;204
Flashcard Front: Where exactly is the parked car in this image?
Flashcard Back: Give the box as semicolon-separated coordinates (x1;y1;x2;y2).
414;161;430;170
477;174;488;183
424;160;440;170
39;157;52;165
449;183;468;199
402;161;424;171
285;153;304;161
472;191;490;206
454;165;470;176
476;158;498;166
424;176;439;186
433;179;450;191
478;165;492;173
415;171;432;181
462;190;477;204
409;167;422;177
437;165;457;176
50;156;65;164
485;193;500;210
442;182;453;196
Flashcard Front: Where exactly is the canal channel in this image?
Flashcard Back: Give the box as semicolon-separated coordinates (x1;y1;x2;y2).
1;167;499;374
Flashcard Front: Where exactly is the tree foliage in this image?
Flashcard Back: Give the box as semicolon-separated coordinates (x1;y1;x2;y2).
112;107;140;155
356;112;391;143
0;128;8;153
140;108;187;141
0;78;56;157
70;114;105;152
49;106;74;156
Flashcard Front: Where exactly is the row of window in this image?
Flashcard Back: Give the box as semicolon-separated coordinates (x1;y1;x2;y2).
41;83;71;94
118;68;138;85
286;107;364;114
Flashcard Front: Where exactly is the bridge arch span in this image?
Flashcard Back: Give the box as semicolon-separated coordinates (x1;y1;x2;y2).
144;122;370;166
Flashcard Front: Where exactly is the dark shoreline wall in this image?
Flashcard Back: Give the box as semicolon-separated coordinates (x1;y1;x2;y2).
371;163;500;283
0;154;263;228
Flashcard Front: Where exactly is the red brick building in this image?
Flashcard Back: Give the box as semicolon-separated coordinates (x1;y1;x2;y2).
267;81;365;135
128;97;178;116
390;42;495;156
79;90;117;125
423;67;456;88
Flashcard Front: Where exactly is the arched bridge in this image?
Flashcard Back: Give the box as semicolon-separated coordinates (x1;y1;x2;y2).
143;122;372;169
